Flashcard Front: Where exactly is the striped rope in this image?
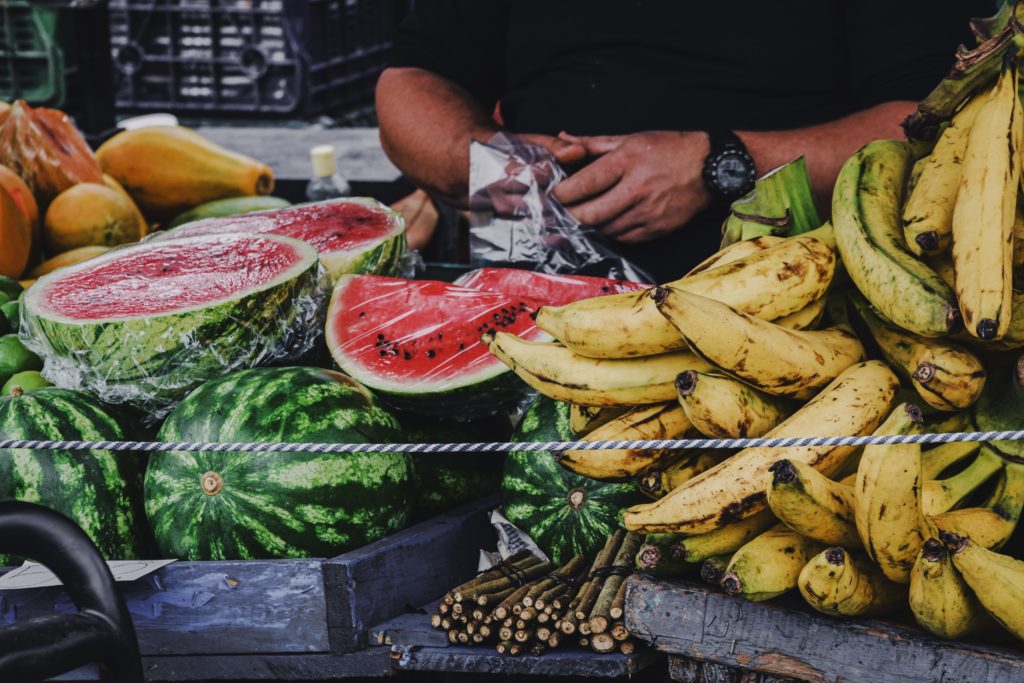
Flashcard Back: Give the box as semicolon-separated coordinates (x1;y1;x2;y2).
0;429;1020;454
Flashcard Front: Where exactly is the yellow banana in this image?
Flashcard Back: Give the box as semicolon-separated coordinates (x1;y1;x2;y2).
655;287;865;399
669;508;777;564
903;91;987;256
638;451;724;500
623;361;899;535
534;235;835;359
766;459;861;547
850;293;986;411
569;405;627;435
910;538;994;639
483;331;712;406
799;547;907;617
720;526;824;601
927;460;1024;550
934;256;1024;350
943;531;1024;641
699;554;733;586
558;403;692;481
773;297;827;331
675;370;793;439
924;410;971;438
833;139;960;337
922;447;1003;514
921;440;981;479
952;59;1023;340
854;402;925;583
685;235;783;276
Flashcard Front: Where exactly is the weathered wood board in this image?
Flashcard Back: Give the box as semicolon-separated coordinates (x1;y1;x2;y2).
626;575;1024;683
388;643;660;678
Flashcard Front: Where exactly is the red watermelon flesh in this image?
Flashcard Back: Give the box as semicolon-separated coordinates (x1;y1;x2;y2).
454;268;648;306
326;275;547;416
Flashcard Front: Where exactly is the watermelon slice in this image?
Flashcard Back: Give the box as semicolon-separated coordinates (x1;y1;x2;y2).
156;197;407;282
326;275;546;417
21;233;321;417
455;268;648;305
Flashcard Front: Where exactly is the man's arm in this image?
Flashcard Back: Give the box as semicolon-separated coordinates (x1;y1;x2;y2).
552;101;916;244
377;67;585;207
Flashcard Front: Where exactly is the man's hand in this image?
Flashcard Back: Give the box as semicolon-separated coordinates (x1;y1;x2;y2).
553;131;712;244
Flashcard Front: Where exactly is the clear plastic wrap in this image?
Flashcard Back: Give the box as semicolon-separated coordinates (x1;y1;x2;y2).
468;133;653;283
19;233;326;422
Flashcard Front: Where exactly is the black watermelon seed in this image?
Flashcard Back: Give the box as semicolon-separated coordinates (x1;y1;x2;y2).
427;350;436;359
379;350;387;356
404;351;412;360
377;333;385;340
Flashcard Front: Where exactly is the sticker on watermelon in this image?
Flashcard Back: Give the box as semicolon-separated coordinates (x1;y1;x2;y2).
156;197;407;282
326;275;548;417
454;267;649;306
21;233;323;419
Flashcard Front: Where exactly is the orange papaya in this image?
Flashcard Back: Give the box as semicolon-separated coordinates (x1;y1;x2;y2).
102;174;148;237
43;183;146;254
96;125;274;221
0;185;31;278
0;164;40;248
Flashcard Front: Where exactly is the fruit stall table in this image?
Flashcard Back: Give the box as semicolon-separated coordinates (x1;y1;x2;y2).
624;574;1024;683
0;495;497;681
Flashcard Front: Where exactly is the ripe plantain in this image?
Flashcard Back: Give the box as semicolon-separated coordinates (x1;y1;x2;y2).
934;255;1024;350
675;370;793;439
638;451;724;500
766;459;861;547
799;547;907;618
685;235;783;276
854;402;925;584
927;460;1024;550
558;402;692;481
569;404;627;435
922;447;1003;514
942;531;1024;641
952;58;1023;340
909;538;994;639
668;508;777;564
482;331;713;406
720;526;825;601
622;361;899;535
534;235;835;359
922;440;981;479
903;91;987;256
773;297;827;331
634;534;696;578
833;139;960;337
655;287;865;399
850;293;987;411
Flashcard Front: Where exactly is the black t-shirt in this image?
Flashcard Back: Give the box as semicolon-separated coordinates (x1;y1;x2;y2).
390;0;988;279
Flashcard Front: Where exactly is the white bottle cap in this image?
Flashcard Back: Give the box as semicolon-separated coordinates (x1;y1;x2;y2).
310;145;336;177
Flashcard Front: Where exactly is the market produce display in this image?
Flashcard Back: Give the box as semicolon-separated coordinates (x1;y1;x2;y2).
167;195;292;228
145;366;413;560
453;267;647;304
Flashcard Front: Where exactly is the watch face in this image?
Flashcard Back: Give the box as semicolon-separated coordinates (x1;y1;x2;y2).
715;153;755;194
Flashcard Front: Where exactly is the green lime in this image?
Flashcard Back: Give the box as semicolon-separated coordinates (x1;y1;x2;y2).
2;370;50;397
0;334;42;387
1;300;19;330
0;276;21;301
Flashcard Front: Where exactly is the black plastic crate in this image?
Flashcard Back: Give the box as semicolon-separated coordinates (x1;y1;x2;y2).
0;2;78;108
108;0;405;117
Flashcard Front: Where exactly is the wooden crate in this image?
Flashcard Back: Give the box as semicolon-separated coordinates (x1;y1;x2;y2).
625;575;1024;683
1;494;498;681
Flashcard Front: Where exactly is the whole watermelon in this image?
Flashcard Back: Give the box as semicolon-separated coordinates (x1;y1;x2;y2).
501;395;644;564
401;414;510;519
0;387;149;559
145;367;413;560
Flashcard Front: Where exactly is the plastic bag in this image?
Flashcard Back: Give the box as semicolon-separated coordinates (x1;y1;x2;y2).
19;233;326;422
468;132;652;283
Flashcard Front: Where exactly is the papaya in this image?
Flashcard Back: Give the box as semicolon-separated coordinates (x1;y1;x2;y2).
44;183;146;254
28;245;110;279
0;164;41;261
0;185;30;279
96;126;274;221
0;101;103;205
103;174;148;237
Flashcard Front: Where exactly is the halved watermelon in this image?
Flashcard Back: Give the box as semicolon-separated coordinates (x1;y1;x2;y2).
157;197;407;281
21;233;321;416
454;268;648;305
326;275;546;416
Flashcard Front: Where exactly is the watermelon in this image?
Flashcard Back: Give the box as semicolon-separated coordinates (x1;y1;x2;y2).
455;268;648;305
326;275;546;417
0;387;150;560
20;233;321;417
156;198;407;281
145;366;413;560
501;395;644;564
401;414;511;518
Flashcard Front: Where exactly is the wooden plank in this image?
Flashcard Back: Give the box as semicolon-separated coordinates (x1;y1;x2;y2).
668;655;798;683
1;560;329;657
626;575;1024;683
390;644;661;678
369;610;448;648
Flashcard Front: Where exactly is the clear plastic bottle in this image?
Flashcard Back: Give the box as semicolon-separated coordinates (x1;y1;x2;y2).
305;144;351;201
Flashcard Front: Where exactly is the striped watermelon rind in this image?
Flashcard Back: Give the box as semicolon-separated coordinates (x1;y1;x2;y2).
0;387;150;560
501;395;644;564
146;367;413;560
20;234;324;417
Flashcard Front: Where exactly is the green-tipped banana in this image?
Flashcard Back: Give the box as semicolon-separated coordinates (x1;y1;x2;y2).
972;355;1024;461
927;461;1024;550
922;441;981;479
910;538;994;639
670;508;777;564
766;459;860;547
638;452;723;500
833;139;961;337
675;370;793;438
799;547;907;617
634;534;695;578
699;554;733;586
720;526;824;601
923;447;1003;514
943;531;1024;641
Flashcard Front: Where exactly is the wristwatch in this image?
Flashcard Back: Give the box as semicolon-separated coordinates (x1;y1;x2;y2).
701;131;757;204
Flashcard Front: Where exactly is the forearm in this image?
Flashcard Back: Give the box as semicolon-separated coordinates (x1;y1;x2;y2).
377;67;498;206
737;101;917;208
